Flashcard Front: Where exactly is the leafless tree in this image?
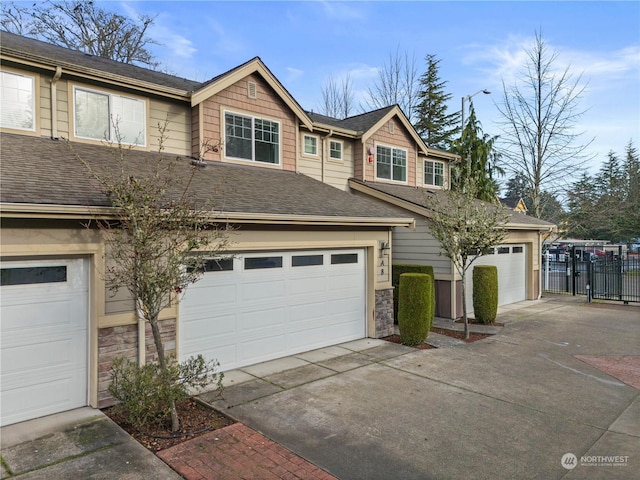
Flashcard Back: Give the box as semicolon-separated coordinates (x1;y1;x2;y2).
496;31;593;218
425;180;508;339
1;1;159;68
75;122;230;432
319;74;355;119
363;47;420;123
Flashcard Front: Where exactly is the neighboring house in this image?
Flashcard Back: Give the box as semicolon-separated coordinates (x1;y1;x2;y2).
0;31;554;426
0;32;413;425
500;196;528;214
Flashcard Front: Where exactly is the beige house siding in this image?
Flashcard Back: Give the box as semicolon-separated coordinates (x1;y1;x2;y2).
392;218;452;276
324;137;354;190
149;99;191;155
197;74;297;171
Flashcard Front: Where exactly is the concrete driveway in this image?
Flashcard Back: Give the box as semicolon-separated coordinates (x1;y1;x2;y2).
210;296;640;479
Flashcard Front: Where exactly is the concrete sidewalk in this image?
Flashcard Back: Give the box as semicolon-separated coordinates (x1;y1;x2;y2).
0;407;182;479
213;295;640;479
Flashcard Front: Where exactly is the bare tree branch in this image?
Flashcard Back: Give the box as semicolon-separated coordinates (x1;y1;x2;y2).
496;31;594;218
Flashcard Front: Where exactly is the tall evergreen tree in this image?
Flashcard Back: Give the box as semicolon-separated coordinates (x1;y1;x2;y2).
450;104;502;202
413;54;460;150
565;142;639;243
621;141;640;242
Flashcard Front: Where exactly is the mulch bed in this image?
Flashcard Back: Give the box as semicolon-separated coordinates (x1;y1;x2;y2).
384;326;494;347
383;334;436;349
103;397;235;451
430;327;493;343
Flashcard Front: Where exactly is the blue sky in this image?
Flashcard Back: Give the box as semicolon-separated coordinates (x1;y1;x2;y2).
114;1;637;174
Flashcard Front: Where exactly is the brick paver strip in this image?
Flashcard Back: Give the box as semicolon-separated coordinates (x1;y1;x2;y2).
158;422;338;480
575;355;640;390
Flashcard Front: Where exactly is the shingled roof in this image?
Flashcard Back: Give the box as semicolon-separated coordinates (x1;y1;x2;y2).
307;106;396;133
0;31;201;92
0;133;413;224
348;179;555;229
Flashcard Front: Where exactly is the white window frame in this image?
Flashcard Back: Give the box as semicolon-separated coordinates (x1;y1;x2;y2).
376;144;407;183
303;134;318;156
329;140;343;161
73;86;146;146
1;70;36;132
224;110;281;165
424;160;445;187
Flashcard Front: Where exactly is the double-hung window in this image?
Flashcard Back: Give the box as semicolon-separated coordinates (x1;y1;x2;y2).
424;160;444;187
303;135;317;156
74;87;146;146
225;111;279;164
329;140;342;161
1;71;35;131
376;145;407;182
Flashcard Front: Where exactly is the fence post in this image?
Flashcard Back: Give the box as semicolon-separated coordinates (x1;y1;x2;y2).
618;245;623;301
571;245;576;296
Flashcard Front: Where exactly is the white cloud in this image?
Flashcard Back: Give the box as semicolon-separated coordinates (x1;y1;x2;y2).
286;67;304;83
319;1;367;21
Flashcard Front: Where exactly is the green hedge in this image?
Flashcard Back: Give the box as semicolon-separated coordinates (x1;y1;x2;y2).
472;265;498;324
392;264;434;322
398;273;433;346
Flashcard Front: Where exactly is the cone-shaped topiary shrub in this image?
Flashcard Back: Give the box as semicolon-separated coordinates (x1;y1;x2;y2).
392;264;435;322
473;265;498;324
398;273;433;346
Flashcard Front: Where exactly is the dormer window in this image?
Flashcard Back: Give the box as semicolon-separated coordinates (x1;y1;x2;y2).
376;145;407;182
73;86;146;146
425;160;444;187
224;111;280;164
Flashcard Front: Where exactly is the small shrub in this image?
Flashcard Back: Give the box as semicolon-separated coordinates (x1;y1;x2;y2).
108;354;222;430
392;264;435;322
398;273;433;346
473;265;498;324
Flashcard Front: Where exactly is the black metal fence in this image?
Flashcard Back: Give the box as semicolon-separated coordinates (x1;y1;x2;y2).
542;246;640;304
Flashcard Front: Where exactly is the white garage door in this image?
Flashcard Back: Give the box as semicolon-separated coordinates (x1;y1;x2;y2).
179;249;366;371
465;245;526;314
1;259;88;426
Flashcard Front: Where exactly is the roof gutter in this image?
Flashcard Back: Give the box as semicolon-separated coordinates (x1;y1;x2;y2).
1;50;191;100
0;203;415;228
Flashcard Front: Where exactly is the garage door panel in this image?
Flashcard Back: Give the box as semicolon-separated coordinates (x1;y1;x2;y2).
241;279;286;301
239;334;288;363
182;283;237;307
288;302;327;323
1;376;85;426
180;249;366;372
1;258;88;426
181;314;238;341
1;298;80;332
1;336;84;373
465;245;526;312
287;276;328;296
241;306;286;331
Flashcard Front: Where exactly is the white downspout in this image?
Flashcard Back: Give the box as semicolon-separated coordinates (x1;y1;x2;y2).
322;129;333;184
50;66;62;139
